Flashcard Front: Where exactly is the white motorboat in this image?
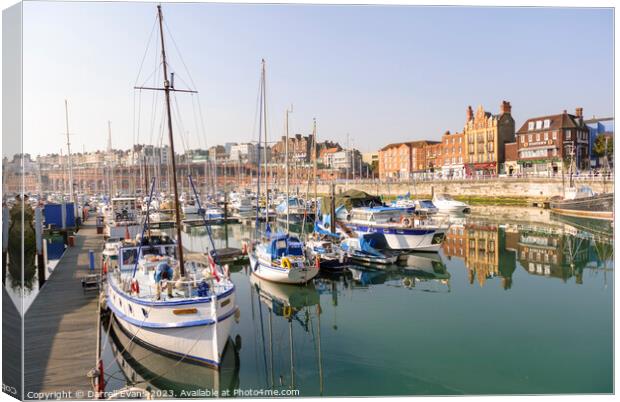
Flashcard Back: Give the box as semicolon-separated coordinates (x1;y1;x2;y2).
432;193;471;213
343;206;446;252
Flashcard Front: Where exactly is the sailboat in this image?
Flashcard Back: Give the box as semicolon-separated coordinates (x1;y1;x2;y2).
105;5;237;368
248;60;319;284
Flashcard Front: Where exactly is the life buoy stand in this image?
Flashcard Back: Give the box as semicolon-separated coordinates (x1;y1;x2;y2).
281;257;292;269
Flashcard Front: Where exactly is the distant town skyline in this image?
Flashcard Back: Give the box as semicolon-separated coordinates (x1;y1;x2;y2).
20;2;613;157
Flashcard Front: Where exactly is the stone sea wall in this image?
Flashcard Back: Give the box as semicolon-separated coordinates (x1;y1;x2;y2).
314;178;613;201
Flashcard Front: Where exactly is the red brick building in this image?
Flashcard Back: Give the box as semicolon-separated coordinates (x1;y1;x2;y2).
378;140;438;179
439;131;466;178
516;108;590;176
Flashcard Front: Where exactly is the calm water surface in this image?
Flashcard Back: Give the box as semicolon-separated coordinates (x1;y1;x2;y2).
101;209;613;396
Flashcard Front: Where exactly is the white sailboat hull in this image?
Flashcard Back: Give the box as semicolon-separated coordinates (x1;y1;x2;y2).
106;276;237;367
248;253;319;284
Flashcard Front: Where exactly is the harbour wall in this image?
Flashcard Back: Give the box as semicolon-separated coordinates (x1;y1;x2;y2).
314;178;613;201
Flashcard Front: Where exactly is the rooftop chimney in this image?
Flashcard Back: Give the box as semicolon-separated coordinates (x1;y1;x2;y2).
466;106;473;122
500;100;512;114
575;107;583;118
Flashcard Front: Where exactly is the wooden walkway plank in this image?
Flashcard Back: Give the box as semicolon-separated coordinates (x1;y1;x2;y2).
24;219;104;397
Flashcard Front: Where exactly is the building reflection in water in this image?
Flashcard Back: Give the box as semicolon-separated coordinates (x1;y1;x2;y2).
442;217;613;289
443;223;516;289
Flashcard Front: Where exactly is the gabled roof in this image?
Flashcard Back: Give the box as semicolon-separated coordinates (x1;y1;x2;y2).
517;112;584;134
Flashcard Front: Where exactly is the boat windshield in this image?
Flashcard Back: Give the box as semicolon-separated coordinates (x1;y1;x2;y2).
419;200;435;208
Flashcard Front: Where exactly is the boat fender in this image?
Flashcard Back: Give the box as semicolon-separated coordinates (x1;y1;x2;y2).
400;216;412;227
102;260;107;275
281;257;292;270
315;255;320;268
130;279;140;295
283;306;292;318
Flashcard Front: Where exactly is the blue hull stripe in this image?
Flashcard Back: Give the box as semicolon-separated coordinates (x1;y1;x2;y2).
108;275;235;307
107;296;238;328
347;224;434;236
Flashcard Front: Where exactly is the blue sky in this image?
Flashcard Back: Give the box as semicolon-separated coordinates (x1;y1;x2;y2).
22;2;613;156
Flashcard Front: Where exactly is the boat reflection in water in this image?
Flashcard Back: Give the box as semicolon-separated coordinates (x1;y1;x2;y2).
249;276;324;393
346;252;451;292
104;312;240;398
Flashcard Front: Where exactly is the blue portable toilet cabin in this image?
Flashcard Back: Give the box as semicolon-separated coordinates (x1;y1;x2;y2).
43;203;76;228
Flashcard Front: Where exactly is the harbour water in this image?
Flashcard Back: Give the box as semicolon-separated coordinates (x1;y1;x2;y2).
100;208;613;396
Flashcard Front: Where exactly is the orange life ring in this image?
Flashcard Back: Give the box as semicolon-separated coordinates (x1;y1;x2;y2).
400;216;412;227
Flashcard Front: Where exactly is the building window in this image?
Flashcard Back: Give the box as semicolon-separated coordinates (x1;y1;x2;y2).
552;131;557;140
536;120;543;130
543;119;550;128
528;134;532;142
544;132;548;141
536;133;540;141
528;121;534;131
520;135;525;144
565;130;571;140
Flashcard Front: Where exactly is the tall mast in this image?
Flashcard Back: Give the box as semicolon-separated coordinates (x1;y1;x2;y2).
64;100;75;207
312;118;318;217
261;60;269;224
157;4;186;276
285;106;292;231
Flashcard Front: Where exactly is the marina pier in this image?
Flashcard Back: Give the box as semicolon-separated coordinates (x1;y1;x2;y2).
24;218;103;396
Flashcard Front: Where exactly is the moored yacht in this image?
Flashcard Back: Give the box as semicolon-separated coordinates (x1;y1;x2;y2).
432;193;470;213
345;206;446;252
105;4;238;370
249;233;319;284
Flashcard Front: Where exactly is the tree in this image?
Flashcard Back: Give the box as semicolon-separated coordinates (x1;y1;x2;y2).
593;134;613;157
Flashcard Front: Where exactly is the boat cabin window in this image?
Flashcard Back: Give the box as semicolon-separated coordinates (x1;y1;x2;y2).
121;249;138;266
419;200;435;208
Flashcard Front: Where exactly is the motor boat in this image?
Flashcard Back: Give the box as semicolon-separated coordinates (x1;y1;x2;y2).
432;193;470;213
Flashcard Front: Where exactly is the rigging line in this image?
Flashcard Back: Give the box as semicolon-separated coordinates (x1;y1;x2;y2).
147;33;162;145
190;94;204;151
132;90;137;150
135;90;143;147
137;62;164;90
133;14;159;87
251;72;262;144
171;92;190;155
146;65;161;147
163;18;198;90
195;95;209;150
